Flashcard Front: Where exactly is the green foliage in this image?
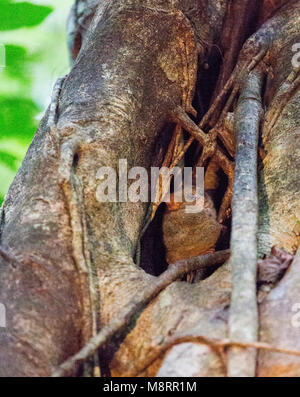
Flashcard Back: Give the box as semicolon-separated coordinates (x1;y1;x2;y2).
0;1;53;31
0;1;55;206
0;1;72;206
0;45;39;204
0;96;36;205
0;96;39;142
4;44;32;83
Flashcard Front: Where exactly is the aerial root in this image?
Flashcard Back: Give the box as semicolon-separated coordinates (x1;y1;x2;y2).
200;45;268;132
191;47;269;222
167;106;235;223
227;68;264;377
145;46;269;225
141;334;300;377
52;250;230;377
169;106;213;148
214;150;234;223
57;134;101;377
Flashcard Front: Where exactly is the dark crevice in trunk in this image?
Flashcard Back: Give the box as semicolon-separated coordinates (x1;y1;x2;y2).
140;203;167;276
139;43;233;277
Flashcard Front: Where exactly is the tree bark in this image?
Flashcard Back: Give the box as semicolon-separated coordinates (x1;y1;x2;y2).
0;0;299;377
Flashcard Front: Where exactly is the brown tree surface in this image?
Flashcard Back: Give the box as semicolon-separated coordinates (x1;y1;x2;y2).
0;0;299;377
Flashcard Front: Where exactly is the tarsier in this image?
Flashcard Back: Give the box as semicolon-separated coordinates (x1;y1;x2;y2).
162;187;223;283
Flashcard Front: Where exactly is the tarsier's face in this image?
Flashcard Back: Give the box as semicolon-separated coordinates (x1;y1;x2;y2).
166;186;215;215
163;188;221;264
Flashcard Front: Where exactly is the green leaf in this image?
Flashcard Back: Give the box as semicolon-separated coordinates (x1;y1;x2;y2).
0;151;20;169
0;138;28;159
0;96;39;143
0;2;53;31
3;44;31;82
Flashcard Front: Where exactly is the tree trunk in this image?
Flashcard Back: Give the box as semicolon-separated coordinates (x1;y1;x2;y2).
0;0;299;377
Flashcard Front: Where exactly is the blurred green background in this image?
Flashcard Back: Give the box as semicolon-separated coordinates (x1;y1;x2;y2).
0;0;74;205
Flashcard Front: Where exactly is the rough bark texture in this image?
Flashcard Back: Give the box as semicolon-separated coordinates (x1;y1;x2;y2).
228;69;263;377
258;247;300;376
257;1;300;255
0;0;299;377
53;250;230;377
255;0;300;376
0;0;228;376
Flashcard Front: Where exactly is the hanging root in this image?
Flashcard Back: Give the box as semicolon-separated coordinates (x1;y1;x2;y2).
164;60;247;224
214;150;234;223
198;47;266;132
188;42;270;224
140;333;300;377
170;106;209;147
170;106;218;162
227;68;264;377
52;250;230;377
148;107;204;221
49;77;100;375
139;32;271;260
168;106;234;223
58;134;101;377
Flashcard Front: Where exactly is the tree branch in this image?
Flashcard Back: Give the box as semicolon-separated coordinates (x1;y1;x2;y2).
52;250;230;377
227;68;264;376
142;334;300;376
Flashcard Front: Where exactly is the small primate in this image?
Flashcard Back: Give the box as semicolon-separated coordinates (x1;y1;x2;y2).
162;187;222;265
